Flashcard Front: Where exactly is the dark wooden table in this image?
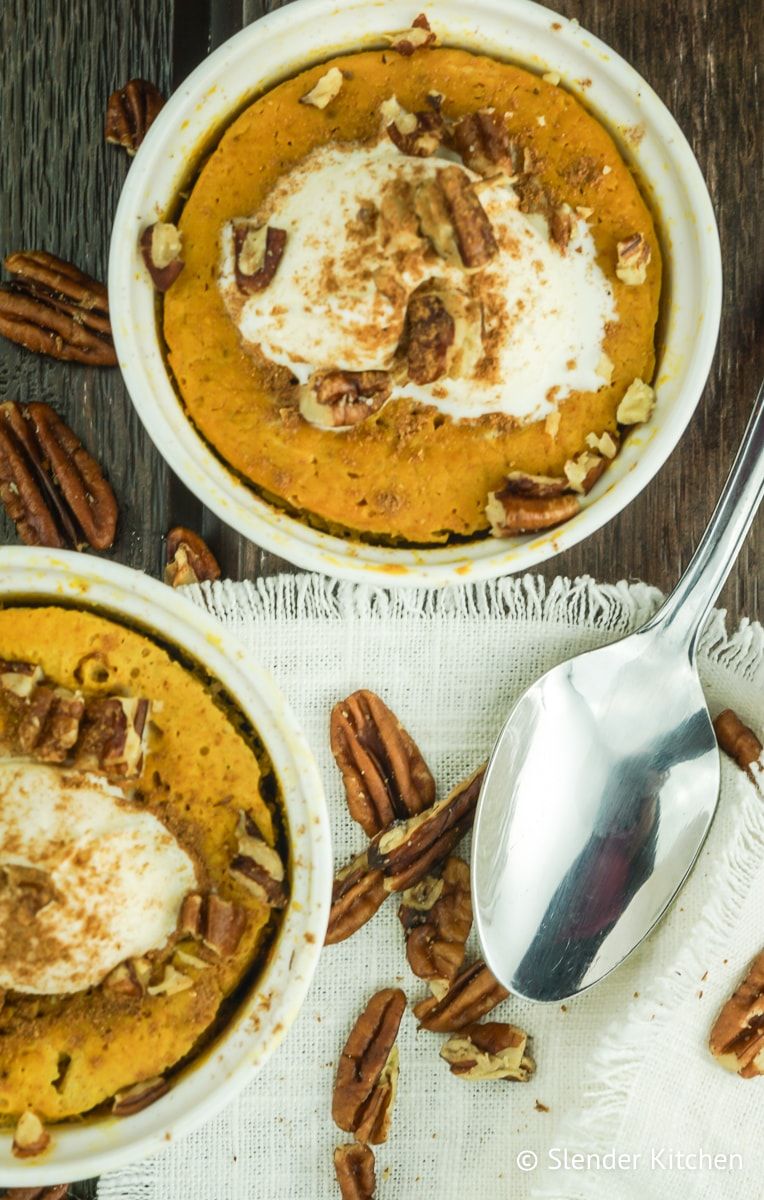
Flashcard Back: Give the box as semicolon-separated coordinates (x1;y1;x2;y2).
1;1;761;1196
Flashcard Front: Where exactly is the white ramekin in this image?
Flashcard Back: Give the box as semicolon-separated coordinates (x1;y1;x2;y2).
109;0;721;587
0;548;331;1186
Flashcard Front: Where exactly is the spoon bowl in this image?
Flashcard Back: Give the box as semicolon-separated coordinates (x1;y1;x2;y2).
472;628;719;1001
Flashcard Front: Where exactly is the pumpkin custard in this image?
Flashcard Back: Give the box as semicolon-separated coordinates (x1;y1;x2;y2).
0;606;287;1139
163;25;661;544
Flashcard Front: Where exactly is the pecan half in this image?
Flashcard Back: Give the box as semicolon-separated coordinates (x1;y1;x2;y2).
368;765;486;892
140;222;185;292
230;809;288;909
179;892;247;957
73;696;150;779
398;856;472;990
381;96;445;157
330;689;435;837
413;961;509;1031
714;709;762;774
709;950;764;1077
12;1111;50;1158
325;852;389;945
387;13;437;55
300;66;344;109
332;987;406;1143
334;1143;376;1200
486;486;580;537
616;233;651;285
112;1075;169;1116
0;251;115;365
232;222;287;293
4;1186;70;1199
451;109;521;179
105;78;165;155
440;1021;535;1081
299;370;391;430
165;526;221;586
405;291;455;385
437;166;498;268
0;401;118;550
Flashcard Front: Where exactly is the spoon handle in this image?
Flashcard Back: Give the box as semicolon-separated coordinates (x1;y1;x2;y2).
646;378;764;655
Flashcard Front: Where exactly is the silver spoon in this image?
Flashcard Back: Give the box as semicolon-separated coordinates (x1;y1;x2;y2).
472;380;764;1002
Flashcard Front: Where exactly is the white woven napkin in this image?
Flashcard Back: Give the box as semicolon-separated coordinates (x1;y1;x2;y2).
97;574;764;1200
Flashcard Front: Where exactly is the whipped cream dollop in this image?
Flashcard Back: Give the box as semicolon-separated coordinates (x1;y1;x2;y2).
219;136;616;425
0;762;197;995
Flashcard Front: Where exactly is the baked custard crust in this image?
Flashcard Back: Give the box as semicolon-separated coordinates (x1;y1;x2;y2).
164;48;661;544
0;606;280;1122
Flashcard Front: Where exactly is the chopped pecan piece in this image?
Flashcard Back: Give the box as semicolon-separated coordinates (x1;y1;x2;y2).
232;222;287;293
0;400;118;550
451;109;521;179
381;95;445;157
299;370;391;430
414;178;461;265
564;450;607;495
140;222;185;292
19;687;85;762
486;484;580;537
334;1143;376;1200
1;865;58;926
146;963;192;996
405;291;455;385
105;78;165;155
325;852;389;945
616;233;651;285
0;659;43;698
165;526;221;586
12;1110;50;1158
332;987;406;1143
112;1075;169;1116
387;12;437;55
399;856;472;989
179;891;204;937
437;166;498;268
0;250;115;365
330;689;435;837
714;709;762;774
103;956;152;996
617;378;655;425
709;950;764;1077
74;696;150;779
549;204;574;251
0;661;150;778
300;66;344;109
414;961;509;1031
230;809;288;909
368;765;485;892
202;893;247;956
585;430;618;459
440;1021;535;1081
